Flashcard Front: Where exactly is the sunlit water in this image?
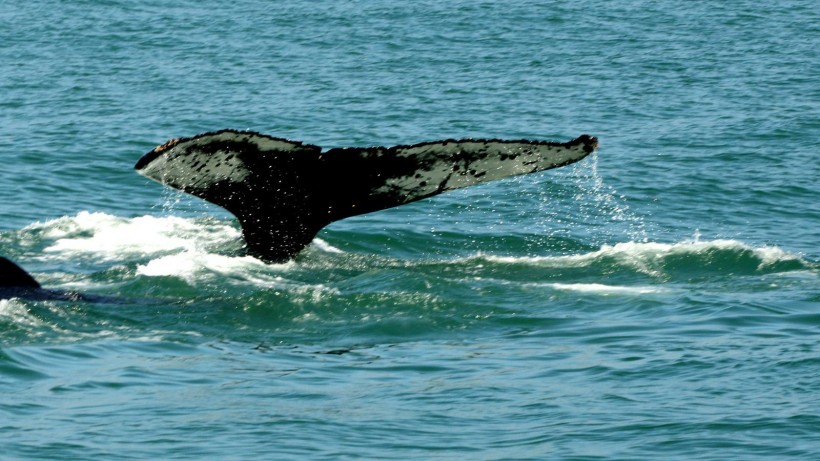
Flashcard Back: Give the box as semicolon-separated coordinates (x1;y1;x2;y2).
1;1;818;459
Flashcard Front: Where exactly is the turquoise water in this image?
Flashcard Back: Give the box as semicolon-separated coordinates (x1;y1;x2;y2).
1;0;818;459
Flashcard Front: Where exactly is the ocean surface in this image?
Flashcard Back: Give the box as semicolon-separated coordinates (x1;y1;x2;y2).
1;0;818;459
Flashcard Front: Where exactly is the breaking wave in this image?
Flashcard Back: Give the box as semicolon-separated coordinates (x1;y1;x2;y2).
6;212;814;291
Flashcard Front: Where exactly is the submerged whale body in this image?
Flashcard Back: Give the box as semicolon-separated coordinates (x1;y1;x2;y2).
1;256;41;290
0;256;76;301
0;257;124;303
136;130;598;262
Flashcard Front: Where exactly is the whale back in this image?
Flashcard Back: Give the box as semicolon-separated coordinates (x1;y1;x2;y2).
0;257;41;289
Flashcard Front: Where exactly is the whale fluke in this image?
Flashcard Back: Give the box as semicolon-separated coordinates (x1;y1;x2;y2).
136;129;598;262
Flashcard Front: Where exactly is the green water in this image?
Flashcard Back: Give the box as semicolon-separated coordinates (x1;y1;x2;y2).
1;1;818;459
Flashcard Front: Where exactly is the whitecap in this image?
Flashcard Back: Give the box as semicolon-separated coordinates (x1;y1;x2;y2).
311;238;345;254
472;239;809;276
0;299;46;329
136;250;283;284
25;211;240;260
533;282;669;295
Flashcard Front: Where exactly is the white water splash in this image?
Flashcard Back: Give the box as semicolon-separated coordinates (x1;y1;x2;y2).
25;211;241;260
477;239;806;275
136;250;289;285
550;151;650;243
16;212;351;290
533;282;669;295
0;299;46;329
312;238;345;254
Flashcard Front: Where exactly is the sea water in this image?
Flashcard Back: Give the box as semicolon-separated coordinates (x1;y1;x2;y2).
1;1;818;459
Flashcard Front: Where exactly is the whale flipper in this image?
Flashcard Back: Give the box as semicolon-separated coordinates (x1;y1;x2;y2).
136;129;598;262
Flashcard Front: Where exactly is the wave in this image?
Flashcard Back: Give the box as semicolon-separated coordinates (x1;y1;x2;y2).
528;282;670;295
2;212;817;349
5;212;815;292
468;239;813;279
10;213;343;300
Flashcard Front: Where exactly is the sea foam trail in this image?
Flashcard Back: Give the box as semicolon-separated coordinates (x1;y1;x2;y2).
13;212;815;288
136;251;291;284
469;239;812;277
18;212;347;291
24;211;241;259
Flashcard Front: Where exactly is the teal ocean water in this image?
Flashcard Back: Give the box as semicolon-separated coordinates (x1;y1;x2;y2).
2;1;818;459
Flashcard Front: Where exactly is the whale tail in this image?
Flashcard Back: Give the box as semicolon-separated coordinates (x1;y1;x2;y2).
135;129;598;262
0;257;41;289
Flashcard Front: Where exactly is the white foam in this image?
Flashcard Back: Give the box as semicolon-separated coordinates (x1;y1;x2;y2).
753;245;804;268
26;211;240;260
136;251;285;284
477;239;805;274
134;250;342;299
0;299;45;329
536;282;668;295
311;238;345;254
19;212;345;293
